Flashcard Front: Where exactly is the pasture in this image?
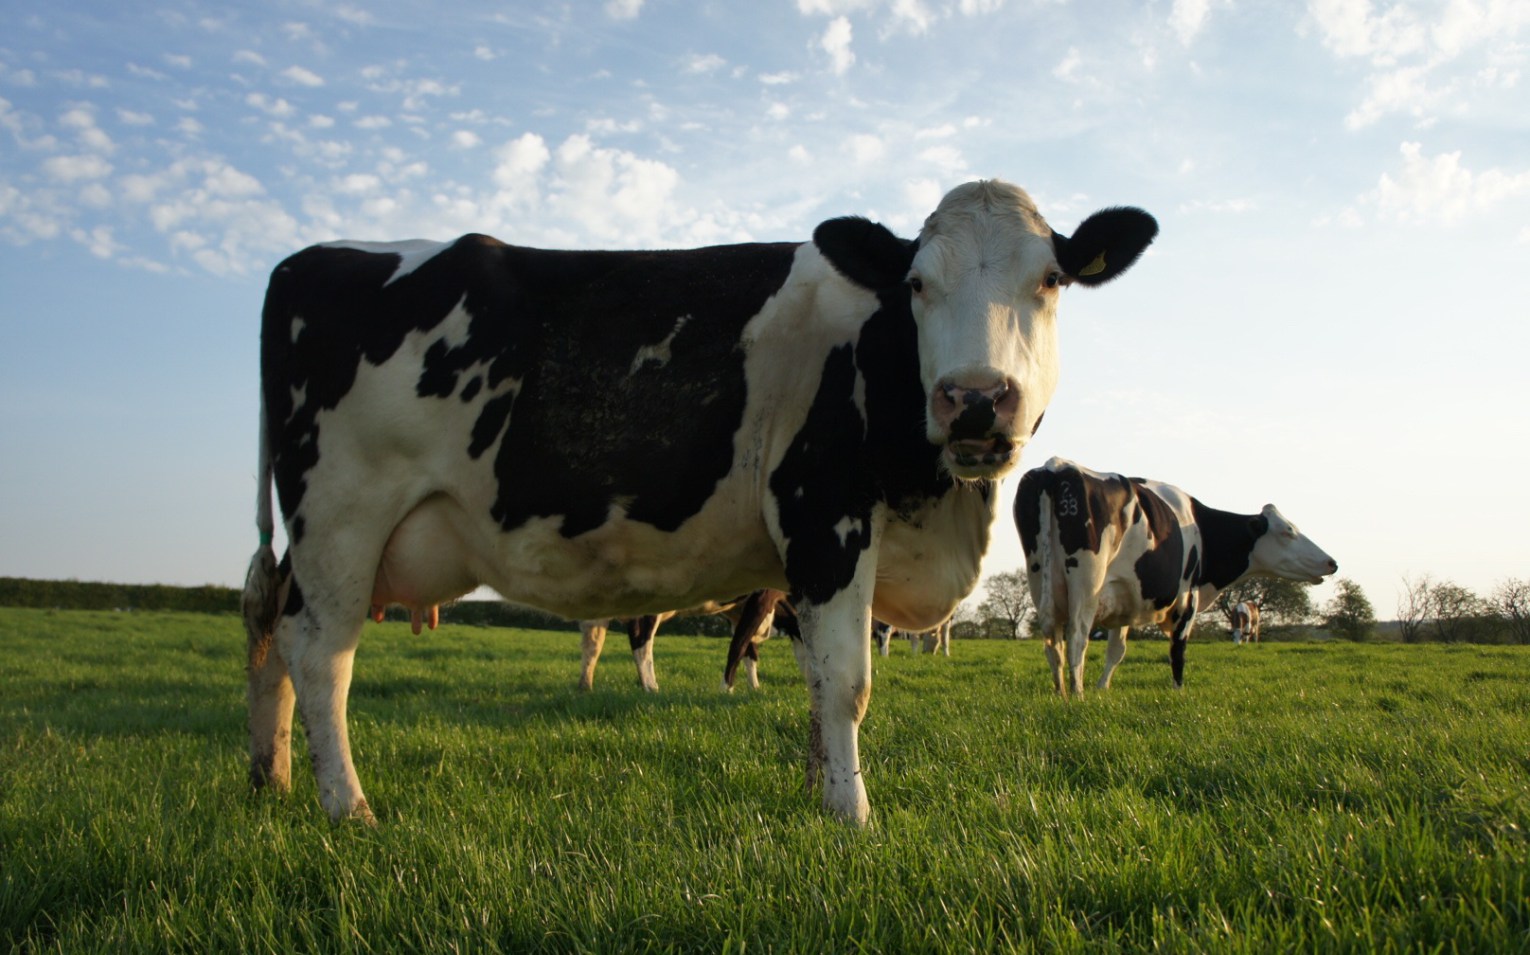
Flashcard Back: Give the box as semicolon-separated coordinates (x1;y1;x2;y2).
1;608;1526;953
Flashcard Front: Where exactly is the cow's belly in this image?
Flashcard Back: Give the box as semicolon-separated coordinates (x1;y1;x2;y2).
371;486;785;622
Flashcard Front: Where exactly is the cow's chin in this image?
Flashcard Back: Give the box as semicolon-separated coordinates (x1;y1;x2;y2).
943;436;1017;481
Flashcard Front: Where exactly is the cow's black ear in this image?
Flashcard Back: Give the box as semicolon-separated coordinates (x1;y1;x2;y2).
1051;207;1158;287
1248;514;1269;539
813;216;916;291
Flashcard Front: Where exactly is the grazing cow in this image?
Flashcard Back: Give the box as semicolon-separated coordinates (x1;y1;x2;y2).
241;180;1157;826
1015;457;1336;696
578;593;764;692
1230;601;1260;644
872;620;894;657
920;618;953;656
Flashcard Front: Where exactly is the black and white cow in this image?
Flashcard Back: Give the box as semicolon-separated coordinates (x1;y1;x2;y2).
242;180;1157;825
1015;457;1336;696
580;591;780;692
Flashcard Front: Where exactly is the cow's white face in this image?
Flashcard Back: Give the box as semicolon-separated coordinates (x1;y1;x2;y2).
1249;504;1339;584
909;182;1063;480
812;179;1157;482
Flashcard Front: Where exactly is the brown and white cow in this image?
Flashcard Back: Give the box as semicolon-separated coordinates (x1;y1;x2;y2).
242;181;1157;826
1230;601;1261;644
1015;457;1335;696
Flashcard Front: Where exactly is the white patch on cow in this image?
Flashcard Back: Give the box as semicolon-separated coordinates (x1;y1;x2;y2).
319;238;454;287
909;181;1063;471
628;314;691;376
833;515;862;547
290;316;306;344
288;383;306;420
438;295;474;350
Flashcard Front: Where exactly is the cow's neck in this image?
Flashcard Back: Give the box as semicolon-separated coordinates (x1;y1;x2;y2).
1190;499;1260;594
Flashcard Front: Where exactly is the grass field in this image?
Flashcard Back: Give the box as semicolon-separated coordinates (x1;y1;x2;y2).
1;607;1526;953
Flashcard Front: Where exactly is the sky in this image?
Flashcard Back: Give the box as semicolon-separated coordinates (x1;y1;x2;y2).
2;0;1527;622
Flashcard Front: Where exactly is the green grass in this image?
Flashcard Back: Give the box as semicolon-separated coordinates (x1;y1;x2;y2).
1;608;1526;953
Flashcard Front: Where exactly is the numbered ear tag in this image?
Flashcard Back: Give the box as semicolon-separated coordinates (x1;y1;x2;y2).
1079;252;1107;277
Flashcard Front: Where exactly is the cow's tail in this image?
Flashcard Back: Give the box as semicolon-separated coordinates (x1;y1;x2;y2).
242;397;281;672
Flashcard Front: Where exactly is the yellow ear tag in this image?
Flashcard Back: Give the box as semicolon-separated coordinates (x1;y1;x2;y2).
1079;252;1107;277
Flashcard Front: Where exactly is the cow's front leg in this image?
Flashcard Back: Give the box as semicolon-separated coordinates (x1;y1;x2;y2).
791;636;825;792
1168;605;1198;690
795;582;875;827
1065;619;1091;698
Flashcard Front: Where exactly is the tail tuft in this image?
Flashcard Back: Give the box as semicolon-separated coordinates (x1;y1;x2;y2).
242;545;280;672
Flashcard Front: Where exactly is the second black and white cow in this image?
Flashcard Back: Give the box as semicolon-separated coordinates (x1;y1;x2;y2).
1230;601;1260;644
1015;457;1336;695
242;180;1157;826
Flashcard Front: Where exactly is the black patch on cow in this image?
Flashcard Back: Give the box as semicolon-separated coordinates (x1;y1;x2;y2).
1189;499;1267;590
260;236;799;540
770;345;877;605
627;615;659;652
1030;411;1046;437
1050;208;1158;287
1065;557;1078;569
948;395;997;441
849;257;960;518
813;217;917;291
1182;544;1200;583
1129;480;1186;611
1015;463;1135;561
459;375;482;403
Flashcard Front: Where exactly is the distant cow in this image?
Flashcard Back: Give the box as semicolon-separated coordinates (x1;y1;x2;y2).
1015;457;1336;696
920;618;953;656
242;180;1157;826
578;593;769;692
1230;601;1261;644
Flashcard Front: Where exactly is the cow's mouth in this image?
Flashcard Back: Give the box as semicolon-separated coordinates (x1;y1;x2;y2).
944;436;1016;477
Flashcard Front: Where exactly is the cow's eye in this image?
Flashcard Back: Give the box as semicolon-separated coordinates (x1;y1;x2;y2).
1043;271;1063;289
908;276;924;294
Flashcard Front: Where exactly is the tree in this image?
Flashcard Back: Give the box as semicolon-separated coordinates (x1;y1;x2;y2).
1427;580;1488;643
1397;574;1432;643
1321;578;1375;641
1491;578;1530;645
1214;577;1314;629
977;570;1033;639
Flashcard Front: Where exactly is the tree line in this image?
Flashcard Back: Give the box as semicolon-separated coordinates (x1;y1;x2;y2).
952;571;1530;645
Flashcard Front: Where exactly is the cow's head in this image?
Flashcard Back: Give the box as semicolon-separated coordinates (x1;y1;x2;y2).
815;180;1157;480
1248;504;1339;584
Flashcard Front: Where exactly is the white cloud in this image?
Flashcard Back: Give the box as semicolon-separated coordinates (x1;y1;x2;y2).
1369;141;1530;225
474;44;496;62
71;224;123;259
281;65;325;87
759;71;799;85
117;108;154;126
958;0;1005;12
354;115;392;129
789;144;812;163
451;130;482;149
821;17;856;75
684;53;727;74
767;102;791;120
1170;0;1215;45
41;154;113;182
889;0;936;34
335;6;374;26
309;114;335;129
1176;197;1256;214
246;93;296;117
917;144;965;176
164;54;192;70
1053;46;1083;81
798;0;875;13
233;50;267;67
848;132;885;164
606;0;644;19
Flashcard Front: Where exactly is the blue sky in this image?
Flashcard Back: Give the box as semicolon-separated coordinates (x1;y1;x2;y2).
2;0;1527;620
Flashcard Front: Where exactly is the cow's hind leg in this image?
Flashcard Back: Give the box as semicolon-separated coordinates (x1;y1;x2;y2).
277;585;374;824
791;636;824;791
248;637;296;792
628;615;660;692
578;620;608;691
1096;627;1130;690
1042;633;1067;697
1168;607;1198;690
